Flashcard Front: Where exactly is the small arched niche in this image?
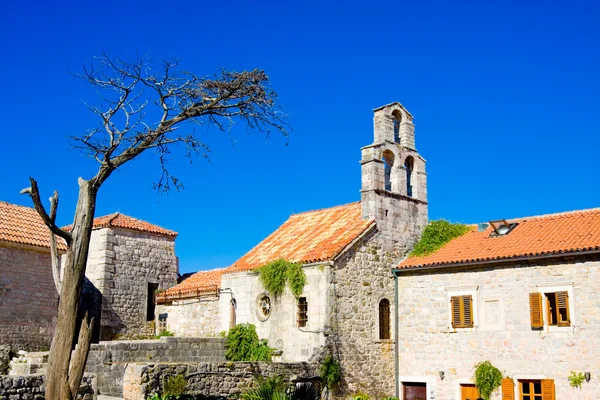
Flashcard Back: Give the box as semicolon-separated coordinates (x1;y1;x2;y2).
382;150;395;191
378;298;391;340
392;110;402;144
404;156;415;197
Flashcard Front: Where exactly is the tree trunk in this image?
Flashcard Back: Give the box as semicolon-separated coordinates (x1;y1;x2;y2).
46;179;97;400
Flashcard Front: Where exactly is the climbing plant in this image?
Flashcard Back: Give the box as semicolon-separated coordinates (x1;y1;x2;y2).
320;355;342;390
410;219;471;257
225;323;275;362
258;259;306;298
473;361;503;400
568;371;585;389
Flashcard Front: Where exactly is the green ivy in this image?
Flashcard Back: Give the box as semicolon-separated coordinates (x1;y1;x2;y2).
225;323;275;362
320;355;342;390
258;259;306;298
473;361;503;400
410;219;471;257
568;371;585;389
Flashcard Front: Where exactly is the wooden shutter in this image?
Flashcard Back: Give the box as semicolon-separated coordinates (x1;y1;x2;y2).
463;295;473;327
541;379;555;400
451;296;461;328
501;378;514;400
529;292;544;329
556;291;570;327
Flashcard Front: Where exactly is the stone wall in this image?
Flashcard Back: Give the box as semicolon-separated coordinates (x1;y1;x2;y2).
218;265;331;362
0;374;94;399
394;256;600;400
123;361;321;400
86;337;226;398
85;227;179;339
0;244;57;351
156;294;220;338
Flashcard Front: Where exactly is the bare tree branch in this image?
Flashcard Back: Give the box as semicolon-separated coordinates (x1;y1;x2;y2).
20;178;72;246
49;191;63;293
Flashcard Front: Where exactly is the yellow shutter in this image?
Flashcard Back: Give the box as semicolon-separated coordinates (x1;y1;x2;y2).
501;378;514;400
529;292;544;329
451;296;461;328
463;295;473;327
556;291;570;327
541;379;555;400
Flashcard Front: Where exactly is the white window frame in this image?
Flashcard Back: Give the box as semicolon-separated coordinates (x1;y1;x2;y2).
455;378;477;400
445;285;479;331
479;296;504;331
536;281;575;332
512;374;548;400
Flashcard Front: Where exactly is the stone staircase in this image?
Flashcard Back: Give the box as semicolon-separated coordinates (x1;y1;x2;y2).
8;351;48;375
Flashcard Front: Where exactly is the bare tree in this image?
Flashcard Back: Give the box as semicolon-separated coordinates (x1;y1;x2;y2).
20;53;288;399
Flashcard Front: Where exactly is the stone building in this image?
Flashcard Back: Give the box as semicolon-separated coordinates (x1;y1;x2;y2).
157;102;428;395
393;210;600;400
0;203;179;350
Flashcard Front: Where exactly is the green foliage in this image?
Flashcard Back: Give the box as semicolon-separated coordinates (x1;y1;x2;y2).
155;330;174;338
241;375;319;400
349;392;370;400
410;219;471;257
163;374;187;397
258;259;306;298
320;355;342;390
225;323;274;362
568;371;585;389
473;361;503;400
379;397;398;400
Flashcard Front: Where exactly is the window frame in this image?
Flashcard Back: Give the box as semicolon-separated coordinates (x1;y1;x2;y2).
297;296;308;328
535;282;574;332
446;285;478;331
378;298;391;340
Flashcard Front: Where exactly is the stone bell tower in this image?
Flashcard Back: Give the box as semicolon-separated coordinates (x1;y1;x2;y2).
360;102;428;233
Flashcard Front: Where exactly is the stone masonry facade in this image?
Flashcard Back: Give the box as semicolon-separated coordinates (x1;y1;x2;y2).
123;361;320;400
0;245;57;351
85;227;178;339
155;295;220;339
394;256;600;400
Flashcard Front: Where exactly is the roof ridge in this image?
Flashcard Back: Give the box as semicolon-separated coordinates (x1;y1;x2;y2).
0;201;36;211
290;201;361;216
481;206;600;224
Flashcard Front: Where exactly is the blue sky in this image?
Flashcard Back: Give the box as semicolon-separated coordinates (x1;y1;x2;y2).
1;0;598;274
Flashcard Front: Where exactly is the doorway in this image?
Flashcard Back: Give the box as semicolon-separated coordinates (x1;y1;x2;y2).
403;382;426;400
461;383;480;400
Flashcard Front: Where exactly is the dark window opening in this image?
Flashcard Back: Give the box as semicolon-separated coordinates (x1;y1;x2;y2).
147;282;159;321
393;110;402;144
383;150;395;191
379;298;391;339
405;157;414;197
297;297;308;327
230;298;237;330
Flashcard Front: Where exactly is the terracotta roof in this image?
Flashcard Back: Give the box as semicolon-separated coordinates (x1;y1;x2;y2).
66;213;177;237
398;208;600;270
160;202;375;298
0;201;67;251
157;268;224;302
225;202;374;273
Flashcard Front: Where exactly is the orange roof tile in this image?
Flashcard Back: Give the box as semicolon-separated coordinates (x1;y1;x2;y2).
158;268;224;301
225;202;374;273
398;208;600;270
161;202;375;297
0;201;67;251
65;213;177;237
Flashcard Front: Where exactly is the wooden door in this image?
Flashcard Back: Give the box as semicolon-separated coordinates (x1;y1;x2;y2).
403;382;426;400
461;384;480;400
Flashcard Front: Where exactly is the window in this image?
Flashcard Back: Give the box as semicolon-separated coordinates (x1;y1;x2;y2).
451;295;473;328
229;298;237;330
147;282;159;321
518;379;554;400
382;150;395;191
404;157;414;197
256;293;272;321
529;290;571;329
297;297;308;327
379;299;391;339
392;110;402;144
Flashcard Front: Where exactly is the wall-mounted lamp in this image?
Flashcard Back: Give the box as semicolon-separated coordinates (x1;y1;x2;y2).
439;371;445;380
585;372;591;383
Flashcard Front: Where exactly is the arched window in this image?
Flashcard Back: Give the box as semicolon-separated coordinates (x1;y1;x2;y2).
229;298;237;330
405;156;414;197
379;298;391;339
392;110;402;144
382;150;395;191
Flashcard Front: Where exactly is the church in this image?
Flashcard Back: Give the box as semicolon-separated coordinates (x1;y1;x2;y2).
157;101;600;400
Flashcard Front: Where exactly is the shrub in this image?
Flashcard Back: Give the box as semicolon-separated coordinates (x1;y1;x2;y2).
320;355;341;390
473;361;503;400
568;371;585;389
241;375;319;400
163;374;187;397
155;330;174;338
225;323;274;362
410;219;471;257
